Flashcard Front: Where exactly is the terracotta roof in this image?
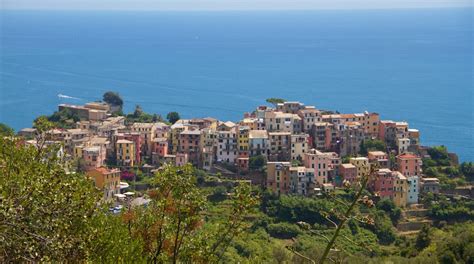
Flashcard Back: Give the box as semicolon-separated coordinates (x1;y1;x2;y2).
90;167;120;175
397;153;419;159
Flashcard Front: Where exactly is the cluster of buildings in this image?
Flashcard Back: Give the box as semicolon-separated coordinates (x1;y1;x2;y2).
18;100;439;205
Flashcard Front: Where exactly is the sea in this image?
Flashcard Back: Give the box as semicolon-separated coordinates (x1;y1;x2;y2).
0;8;472;161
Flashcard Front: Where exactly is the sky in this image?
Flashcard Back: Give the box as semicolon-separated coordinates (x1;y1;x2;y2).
1;0;473;11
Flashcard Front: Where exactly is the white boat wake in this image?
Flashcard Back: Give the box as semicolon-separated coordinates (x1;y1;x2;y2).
58;93;81;100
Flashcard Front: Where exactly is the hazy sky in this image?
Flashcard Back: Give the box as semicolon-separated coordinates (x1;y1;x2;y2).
1;0;473;11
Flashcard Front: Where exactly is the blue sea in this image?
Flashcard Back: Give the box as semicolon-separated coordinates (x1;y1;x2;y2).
0;9;472;161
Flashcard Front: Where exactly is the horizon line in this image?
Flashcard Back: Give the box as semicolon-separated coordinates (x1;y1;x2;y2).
1;5;473;12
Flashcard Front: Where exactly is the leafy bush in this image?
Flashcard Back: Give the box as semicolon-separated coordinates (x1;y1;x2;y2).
249;155;266;171
0;123;14;136
266;98;286;106
359;139;386;155
103;91;123;108
166;112;180;124
267;223;301;239
376;199;402;225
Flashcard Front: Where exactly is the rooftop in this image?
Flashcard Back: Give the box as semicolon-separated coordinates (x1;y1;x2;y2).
181;130;201;135
368;151;387;156
268;132;292;136
117;139;133;144
90;167;120;175
83;146;101;152
397;153;419;159
249;130;268;139
340;163;356;169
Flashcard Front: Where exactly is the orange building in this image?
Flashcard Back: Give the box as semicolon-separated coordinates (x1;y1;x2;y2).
86;167;121;200
266;162;291;195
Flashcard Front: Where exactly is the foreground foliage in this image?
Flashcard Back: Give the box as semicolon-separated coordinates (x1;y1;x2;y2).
0;138;256;262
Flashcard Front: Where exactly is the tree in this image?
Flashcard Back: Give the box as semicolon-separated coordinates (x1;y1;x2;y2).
0;137;100;262
0;138;257;262
0;122;14;136
266;98;286;106
359;139;386;155
267;223;301;239
428;146;450;164
46;108;80;128
125;105;160;123
125;164;257;263
415;225;431;251
285;166;378;263
103;91;123;111
249;155;266;171
133;104;144;118
152;114;159;122
167;112;181;124
376;199;401;225
460;162;474;180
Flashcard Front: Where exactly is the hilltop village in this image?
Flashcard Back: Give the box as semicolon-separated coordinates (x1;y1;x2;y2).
16;94;456;210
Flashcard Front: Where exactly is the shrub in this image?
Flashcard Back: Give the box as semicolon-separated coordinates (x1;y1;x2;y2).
267;223;301;239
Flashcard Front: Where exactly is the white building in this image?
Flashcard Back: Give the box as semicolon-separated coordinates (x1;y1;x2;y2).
290;166;308;195
397;138;410;154
249;130;268;157
407;175;419;204
216;128;238;163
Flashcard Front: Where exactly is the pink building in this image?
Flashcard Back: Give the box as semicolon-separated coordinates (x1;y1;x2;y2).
175;153;189;167
83;146;106;169
304;149;332;185
179;130;202;166
237;152;249;172
339;163;357;185
152;137;169;158
372;169;394;199
397;153;422;177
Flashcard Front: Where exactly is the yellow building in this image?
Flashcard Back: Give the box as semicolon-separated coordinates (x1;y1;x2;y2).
238;126;250;152
86;167;121;200
116;139;135;167
291;134;309;161
74;145;84;158
392;171;408;208
350;157;370;179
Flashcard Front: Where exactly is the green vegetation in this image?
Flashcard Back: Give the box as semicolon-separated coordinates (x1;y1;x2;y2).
359;139;386;155
0;137;100;262
0;123;14;136
460;162;474;181
37;108;80;129
427;195;474;221
166;111;181;124
2;135;473;263
421;145;470;189
266;98;286;106
125;105;164;124
341;155;352;163
267;222;302;239
249;155;266;171
0;138;256;262
376;198;402;225
103;91;123;111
